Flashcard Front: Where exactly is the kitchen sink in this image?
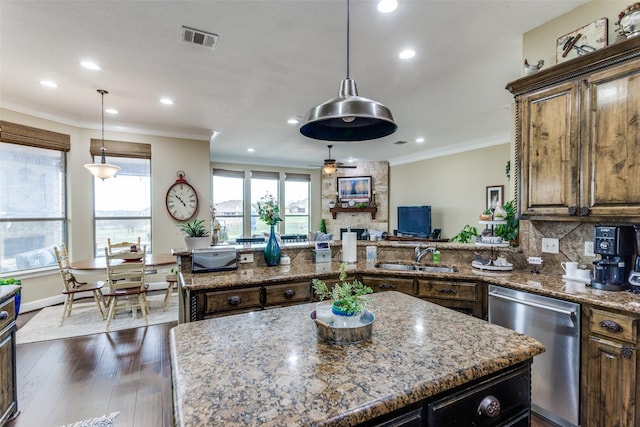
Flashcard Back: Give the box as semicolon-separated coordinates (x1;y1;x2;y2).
375;262;458;273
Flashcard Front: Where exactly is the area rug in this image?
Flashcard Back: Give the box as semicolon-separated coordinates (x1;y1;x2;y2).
17;294;177;344
60;411;120;427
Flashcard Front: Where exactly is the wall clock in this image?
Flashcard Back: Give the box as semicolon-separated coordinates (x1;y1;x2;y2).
556;18;608;64
166;171;198;221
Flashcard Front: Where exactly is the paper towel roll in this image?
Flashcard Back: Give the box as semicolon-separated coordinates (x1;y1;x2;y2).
342;232;357;263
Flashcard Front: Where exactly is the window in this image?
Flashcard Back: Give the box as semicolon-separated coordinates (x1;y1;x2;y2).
0;121;69;273
250;171;279;236
284;173;310;235
212;169;244;242
92;139;151;257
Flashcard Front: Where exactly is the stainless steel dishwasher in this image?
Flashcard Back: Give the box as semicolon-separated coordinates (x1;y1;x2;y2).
488;285;580;427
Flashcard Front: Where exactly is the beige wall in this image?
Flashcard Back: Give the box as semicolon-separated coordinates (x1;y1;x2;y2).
389;144;511;240
523;1;628;64
1;108;210;307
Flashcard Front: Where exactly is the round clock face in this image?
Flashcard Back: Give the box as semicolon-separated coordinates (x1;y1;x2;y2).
166;182;198;221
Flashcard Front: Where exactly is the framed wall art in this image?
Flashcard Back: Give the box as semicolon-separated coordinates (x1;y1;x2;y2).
486;185;504;211
556;18;608;64
337;176;371;202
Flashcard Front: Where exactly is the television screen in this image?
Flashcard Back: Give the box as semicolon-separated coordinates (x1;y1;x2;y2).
397;206;431;237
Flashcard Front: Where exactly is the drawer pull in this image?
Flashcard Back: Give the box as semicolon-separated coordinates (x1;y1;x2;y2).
599;320;623;333
437;288;456;295
283;290;295;298
622;346;634;359
0;311;7;320
379;284;397;290
228;296;242;306
477;395;501;418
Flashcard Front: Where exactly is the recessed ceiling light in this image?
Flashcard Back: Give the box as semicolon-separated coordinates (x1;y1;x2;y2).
105;108;118;115
247;148;255;152
40;80;58;88
377;0;398;13
160;98;174;105
416;137;425;143
81;61;101;70
288;118;300;125
399;49;416;59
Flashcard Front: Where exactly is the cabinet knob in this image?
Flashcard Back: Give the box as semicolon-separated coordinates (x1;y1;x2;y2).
284;289;295;298
579;206;590;216
599;320;623;333
568;206;577;216
0;311;7;320
477;395;501;418
228;296;242;306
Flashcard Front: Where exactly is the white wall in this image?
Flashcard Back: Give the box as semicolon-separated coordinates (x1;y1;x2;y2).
1;108;210;308
389;144;511;239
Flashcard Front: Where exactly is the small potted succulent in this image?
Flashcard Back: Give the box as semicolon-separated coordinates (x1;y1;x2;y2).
312;263;373;327
179;218;210;250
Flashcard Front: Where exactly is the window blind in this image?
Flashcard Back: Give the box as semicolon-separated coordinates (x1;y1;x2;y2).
90;139;151;159
0;120;70;152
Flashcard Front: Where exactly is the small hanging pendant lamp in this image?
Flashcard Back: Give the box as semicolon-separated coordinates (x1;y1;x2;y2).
84;89;121;180
300;0;397;142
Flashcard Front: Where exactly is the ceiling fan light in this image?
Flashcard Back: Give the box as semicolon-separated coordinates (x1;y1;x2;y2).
300;79;397;142
323;163;338;174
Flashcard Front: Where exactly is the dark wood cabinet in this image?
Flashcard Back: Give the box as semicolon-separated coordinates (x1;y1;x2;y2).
0;294;17;426
507;36;640;220
360;275;485;320
582;306;640;427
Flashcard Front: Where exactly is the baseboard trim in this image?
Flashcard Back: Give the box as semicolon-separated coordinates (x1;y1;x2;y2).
20;281;169;313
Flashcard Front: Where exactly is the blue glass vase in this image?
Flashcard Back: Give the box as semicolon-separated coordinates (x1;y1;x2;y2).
264;224;281;266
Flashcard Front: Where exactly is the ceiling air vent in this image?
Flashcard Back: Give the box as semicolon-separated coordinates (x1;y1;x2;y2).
394;140;408;145
181;26;218;49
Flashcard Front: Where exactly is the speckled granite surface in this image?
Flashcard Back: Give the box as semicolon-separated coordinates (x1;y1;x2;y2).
170;291;544;427
179;256;640;315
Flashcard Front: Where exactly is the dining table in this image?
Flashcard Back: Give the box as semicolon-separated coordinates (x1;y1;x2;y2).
69;253;177;274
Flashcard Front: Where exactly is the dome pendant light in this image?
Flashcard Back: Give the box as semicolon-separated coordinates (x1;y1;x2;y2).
84;89;121;180
300;0;397;142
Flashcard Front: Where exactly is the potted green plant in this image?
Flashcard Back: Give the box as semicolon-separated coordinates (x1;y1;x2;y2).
0;278;21;318
179;218;210;250
495;200;519;246
449;225;478;243
312;263;373;327
255;193;282;266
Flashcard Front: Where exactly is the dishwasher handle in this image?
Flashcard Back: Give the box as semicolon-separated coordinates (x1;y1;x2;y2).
489;291;578;320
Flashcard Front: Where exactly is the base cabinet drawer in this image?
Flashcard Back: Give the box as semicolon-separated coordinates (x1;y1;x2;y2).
416;279;478;301
361;276;415;295
264;281;312;307
203;287;262;315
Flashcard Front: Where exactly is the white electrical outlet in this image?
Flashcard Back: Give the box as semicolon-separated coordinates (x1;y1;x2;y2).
240;253;254;263
584;241;595;257
541;238;559;254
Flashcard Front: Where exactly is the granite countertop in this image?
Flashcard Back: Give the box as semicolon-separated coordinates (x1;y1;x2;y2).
170;291;545;427
0;285;20;300
180;260;640;315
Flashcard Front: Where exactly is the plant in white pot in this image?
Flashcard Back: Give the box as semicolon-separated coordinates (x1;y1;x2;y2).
179;218;210;250
312;263;373;327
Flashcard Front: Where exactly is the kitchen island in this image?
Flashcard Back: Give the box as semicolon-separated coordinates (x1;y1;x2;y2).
170;291;544;426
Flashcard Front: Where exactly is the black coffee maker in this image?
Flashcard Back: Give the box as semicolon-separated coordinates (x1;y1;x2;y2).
592;225;635;291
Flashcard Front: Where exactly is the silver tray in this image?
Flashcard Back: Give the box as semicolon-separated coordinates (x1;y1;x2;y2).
310;309;375;345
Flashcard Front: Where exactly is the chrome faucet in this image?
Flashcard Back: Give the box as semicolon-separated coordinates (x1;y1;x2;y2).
415;244;437;263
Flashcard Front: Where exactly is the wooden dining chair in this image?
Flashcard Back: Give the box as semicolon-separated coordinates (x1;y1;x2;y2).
107;237;141;254
104;246;149;331
54;244;105;326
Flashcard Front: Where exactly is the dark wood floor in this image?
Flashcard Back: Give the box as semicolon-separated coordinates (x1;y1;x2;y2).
8;313;176;427
7;309;557;427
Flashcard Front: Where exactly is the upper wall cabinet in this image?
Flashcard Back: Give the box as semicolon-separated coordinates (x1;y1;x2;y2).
507;36;640;220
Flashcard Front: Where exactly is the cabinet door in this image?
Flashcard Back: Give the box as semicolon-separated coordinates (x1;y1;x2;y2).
0;331;17;425
583;59;640;217
518;82;580;216
585;335;637;427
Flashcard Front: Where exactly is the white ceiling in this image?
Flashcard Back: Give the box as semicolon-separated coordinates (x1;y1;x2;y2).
0;0;587;169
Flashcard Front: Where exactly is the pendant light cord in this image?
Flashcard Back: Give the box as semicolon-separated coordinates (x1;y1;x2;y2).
98;89;107;163
346;0;350;79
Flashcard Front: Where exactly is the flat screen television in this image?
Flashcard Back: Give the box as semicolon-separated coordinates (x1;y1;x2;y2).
397;206;431;238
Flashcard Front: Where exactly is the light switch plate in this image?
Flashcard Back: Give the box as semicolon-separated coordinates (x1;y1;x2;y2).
541;238;559;254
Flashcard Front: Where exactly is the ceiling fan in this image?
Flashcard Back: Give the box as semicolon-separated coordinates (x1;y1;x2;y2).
309;145;357;175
